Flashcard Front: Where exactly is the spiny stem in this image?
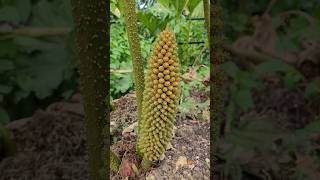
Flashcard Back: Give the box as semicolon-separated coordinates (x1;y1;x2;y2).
70;1;109;179
210;0;226;178
203;0;210;44
121;0;145;128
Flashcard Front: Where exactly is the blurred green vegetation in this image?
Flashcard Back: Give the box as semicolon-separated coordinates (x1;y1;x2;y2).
110;0;210;119
0;0;209;123
0;0;75;123
216;0;320;179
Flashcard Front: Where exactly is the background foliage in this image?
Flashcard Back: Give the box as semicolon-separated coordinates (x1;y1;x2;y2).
0;0;210;123
216;0;320;179
0;0;75;123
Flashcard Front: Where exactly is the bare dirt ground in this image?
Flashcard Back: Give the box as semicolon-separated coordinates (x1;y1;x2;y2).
110;94;210;180
0;93;210;180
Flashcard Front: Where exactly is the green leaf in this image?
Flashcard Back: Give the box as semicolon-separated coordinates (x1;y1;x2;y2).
0;40;18;58
117;75;133;93
157;0;171;9
224;160;242;180
234;89;254;111
283;72;302;89
0;6;20;23
255;60;290;74
305;78;320;98
14;48;68;99
0;107;10;123
0;59;14;73
0;85;12;94
137;12;172;35
186;0;201;15
32;0;72;26
110;0;121;18
172;0;187;18
13;36;57;51
228;13;248;32
190;1;204;18
221;62;239;79
13;90;29;103
16;0;31;22
276;36;300;52
225;119;281;149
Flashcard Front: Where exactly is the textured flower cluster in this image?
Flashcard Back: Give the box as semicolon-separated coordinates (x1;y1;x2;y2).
138;30;180;161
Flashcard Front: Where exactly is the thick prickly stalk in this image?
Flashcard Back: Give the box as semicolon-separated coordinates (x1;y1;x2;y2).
71;1;108;179
137;29;180;162
121;0;145;123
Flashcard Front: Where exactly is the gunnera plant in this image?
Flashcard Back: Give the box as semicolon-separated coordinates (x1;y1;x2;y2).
116;0;181;173
137;30;180;163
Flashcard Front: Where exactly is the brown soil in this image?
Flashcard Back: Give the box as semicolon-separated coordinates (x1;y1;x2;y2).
0;93;210;180
0;93;87;180
110;93;210;180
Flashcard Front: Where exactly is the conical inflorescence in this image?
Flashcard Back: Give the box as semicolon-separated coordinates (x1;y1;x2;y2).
137;29;180;161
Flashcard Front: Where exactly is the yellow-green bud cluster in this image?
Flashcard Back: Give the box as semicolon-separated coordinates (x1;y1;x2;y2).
138;30;180;161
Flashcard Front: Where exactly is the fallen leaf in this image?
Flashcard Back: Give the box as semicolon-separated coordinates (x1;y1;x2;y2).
131;163;139;176
187;159;193;165
110;121;119;135
122;122;138;135
119;159;134;177
202;110;210;121
205;158;210;167
146;173;156;180
175;156;188;172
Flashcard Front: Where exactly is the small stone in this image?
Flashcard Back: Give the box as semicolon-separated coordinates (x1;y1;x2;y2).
159;154;165;161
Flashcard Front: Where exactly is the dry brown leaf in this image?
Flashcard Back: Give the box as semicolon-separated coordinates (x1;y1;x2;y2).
131;163;139;176
119;159;134;177
122;122;138;135
187;159;193;165
175;156;188;172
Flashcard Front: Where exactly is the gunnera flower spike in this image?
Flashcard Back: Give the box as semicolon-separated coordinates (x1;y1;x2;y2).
138;29;180;164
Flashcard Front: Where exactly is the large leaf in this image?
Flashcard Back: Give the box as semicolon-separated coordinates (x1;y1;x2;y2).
173;0;188;18
190;1;204;17
0;6;20;24
16;0;31;22
0;40;18;58
186;0;201;15
13;37;58;51
0;85;12;94
221;62;240;79
0;59;14;73
137;12;172;35
157;0;171;9
305;78;320;98
224;119;281;150
32;0;73;27
14;48;68;99
234;89;254;111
